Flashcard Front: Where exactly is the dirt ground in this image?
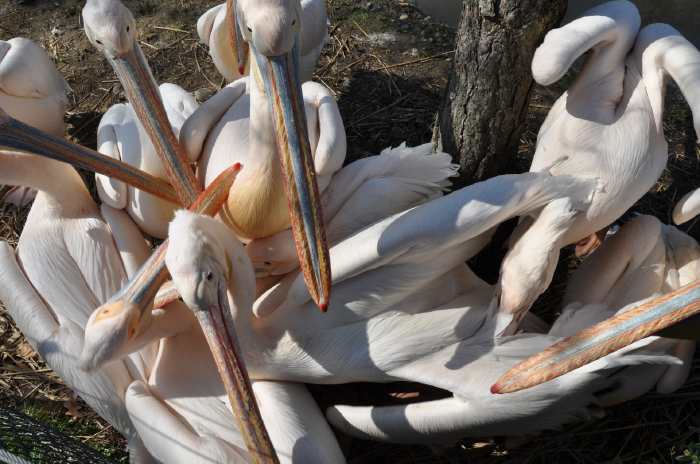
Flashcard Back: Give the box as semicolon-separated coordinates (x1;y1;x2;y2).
1;0;700;463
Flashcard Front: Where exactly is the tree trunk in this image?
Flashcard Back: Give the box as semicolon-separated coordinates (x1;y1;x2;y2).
433;0;567;187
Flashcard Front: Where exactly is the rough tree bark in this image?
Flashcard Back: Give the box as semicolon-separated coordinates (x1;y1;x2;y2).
433;0;567;187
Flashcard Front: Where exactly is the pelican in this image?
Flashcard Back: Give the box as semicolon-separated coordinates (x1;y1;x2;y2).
82;0;199;206
84;0;333;308
0;150;157;462
95;83;199;238
197;0;328;82
497;2;700;334
0;37;69;206
492;213;700;394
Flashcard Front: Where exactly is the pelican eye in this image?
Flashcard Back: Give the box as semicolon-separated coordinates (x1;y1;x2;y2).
96;39;103;45
205;271;214;281
247;26;252;32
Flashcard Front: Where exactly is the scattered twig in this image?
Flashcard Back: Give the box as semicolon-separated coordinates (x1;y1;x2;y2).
152;25;189;33
369;50;455;72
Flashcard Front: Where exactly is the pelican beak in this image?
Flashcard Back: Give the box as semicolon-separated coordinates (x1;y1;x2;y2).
491;280;700;394
226;0;249;76
0;110;179;204
81;164;241;370
106;44;199;205
190;270;277;462
251;41;331;312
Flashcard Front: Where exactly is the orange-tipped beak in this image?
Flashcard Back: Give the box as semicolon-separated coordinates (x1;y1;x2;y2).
492;279;700;394
252;42;331;312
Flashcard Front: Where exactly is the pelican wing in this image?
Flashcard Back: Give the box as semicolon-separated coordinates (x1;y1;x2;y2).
0;242;138;440
327;332;678;444
303;81;346;192
95;103;130;209
180;78;248;163
253;381;346;463
125;381;251;464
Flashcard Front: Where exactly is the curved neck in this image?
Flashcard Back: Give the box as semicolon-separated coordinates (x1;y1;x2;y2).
634;25;700;137
0;153;93;212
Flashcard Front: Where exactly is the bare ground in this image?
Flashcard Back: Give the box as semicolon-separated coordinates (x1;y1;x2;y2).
1;0;700;462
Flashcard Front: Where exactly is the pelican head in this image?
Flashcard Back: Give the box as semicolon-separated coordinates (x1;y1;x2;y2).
82;0;137;59
0;38;69;136
166;210;276;461
167;212;238;316
82;0;199;205
81;300;145;370
79;164;240;371
498;200;579;334
236;0;331;311
498;241;559;327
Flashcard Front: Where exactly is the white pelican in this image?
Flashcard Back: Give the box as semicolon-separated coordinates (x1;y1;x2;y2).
82;0;199;206
0;150;156;462
197;0;328;82
83;0;333;306
0;37;69;206
95;83;199;238
497;2;700;333
492;212;700;394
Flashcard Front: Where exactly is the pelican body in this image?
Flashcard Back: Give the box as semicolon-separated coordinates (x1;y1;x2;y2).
498;1;700;330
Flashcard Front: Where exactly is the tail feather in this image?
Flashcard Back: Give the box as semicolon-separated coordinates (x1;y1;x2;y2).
323;142;458;229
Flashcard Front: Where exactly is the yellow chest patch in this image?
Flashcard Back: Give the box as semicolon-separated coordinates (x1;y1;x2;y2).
221;166;291;239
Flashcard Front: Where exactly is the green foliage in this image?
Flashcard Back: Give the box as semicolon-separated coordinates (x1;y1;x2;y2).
677;442;700;463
